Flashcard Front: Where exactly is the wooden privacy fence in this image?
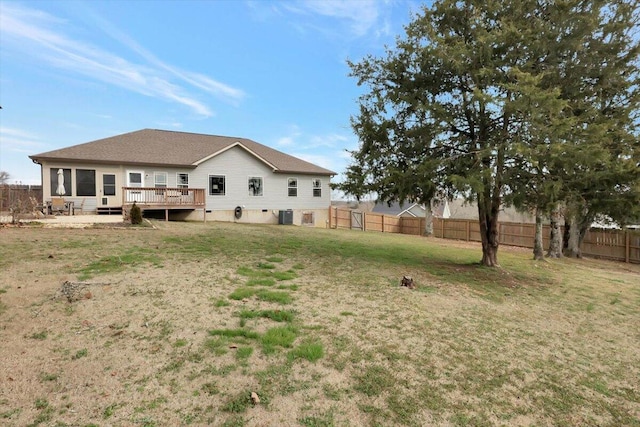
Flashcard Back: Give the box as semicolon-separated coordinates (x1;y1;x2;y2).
328;207;640;264
0;184;43;212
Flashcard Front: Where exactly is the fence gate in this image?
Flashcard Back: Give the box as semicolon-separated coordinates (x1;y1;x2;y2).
351;211;363;231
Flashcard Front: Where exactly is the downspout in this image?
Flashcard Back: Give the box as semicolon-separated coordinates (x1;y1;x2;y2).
32;159;44;204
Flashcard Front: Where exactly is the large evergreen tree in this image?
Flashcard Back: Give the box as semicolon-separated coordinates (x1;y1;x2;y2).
342;0;639;266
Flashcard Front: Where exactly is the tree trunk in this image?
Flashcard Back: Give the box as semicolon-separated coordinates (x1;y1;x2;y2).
564;214;581;258
578;221;590;249
562;220;570;253
547;204;563;258
478;199;500;267
423;199;434;236
533;208;544;260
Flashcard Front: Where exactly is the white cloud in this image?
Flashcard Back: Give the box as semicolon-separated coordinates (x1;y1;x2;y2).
277;136;297;147
156;121;184;129
275;124;303;147
83;9;246;105
291;152;336;171
308;133;349;148
298;0;380;37
0;4;245;117
0;127;45;152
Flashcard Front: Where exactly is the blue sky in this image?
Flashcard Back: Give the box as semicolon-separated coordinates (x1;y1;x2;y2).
0;0;423;191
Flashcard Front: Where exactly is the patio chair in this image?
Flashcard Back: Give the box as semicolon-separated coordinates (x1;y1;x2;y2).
50;197;66;215
73;199;85;215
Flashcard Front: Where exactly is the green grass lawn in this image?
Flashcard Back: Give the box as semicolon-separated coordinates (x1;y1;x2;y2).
0;221;638;426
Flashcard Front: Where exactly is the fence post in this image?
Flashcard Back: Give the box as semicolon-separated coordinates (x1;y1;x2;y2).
466;220;470;241
363;212;367;232
626;230;630;263
382;215;385;233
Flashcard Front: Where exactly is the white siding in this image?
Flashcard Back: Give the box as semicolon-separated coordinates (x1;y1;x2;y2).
38;146;332;224
191;146;332;211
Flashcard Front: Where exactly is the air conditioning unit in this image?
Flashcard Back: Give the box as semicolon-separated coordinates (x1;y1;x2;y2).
278;209;293;225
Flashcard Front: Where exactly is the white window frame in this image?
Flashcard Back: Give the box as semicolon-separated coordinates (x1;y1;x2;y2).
126;170;144;202
209;175;226;196
288;177;298;197
154;172;168;188
312;178;322;197
176;173;189;188
103;174;116;196
248;176;263;197
127;170;144;187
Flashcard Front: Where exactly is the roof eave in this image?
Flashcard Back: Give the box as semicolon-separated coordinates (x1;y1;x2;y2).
274;169;336;176
29;156;196;169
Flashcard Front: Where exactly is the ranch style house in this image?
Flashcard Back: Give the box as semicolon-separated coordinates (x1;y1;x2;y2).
29;129;335;226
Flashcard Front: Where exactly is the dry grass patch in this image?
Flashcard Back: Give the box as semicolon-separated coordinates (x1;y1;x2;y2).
0;222;638;426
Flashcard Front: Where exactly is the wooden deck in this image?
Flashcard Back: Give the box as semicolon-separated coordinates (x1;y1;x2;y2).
121;187;206;221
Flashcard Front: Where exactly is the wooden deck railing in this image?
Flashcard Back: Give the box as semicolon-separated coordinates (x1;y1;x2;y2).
122;187;205;207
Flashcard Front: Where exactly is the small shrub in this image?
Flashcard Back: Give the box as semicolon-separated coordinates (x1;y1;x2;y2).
130;202;142;225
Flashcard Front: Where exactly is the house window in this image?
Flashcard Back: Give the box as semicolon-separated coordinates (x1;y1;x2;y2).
209;175;225;195
177;173;189;188
50;168;71;197
312;179;322;197
248;177;263;196
154;172;167;188
288;178;297;197
127;171;143;187
76;169;96;196
103;174;116;196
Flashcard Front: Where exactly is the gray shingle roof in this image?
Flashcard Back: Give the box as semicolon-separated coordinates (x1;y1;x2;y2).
372;201;425;216
30;129;336;176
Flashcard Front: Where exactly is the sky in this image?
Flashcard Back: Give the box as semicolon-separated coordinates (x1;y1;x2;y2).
0;0;424;193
